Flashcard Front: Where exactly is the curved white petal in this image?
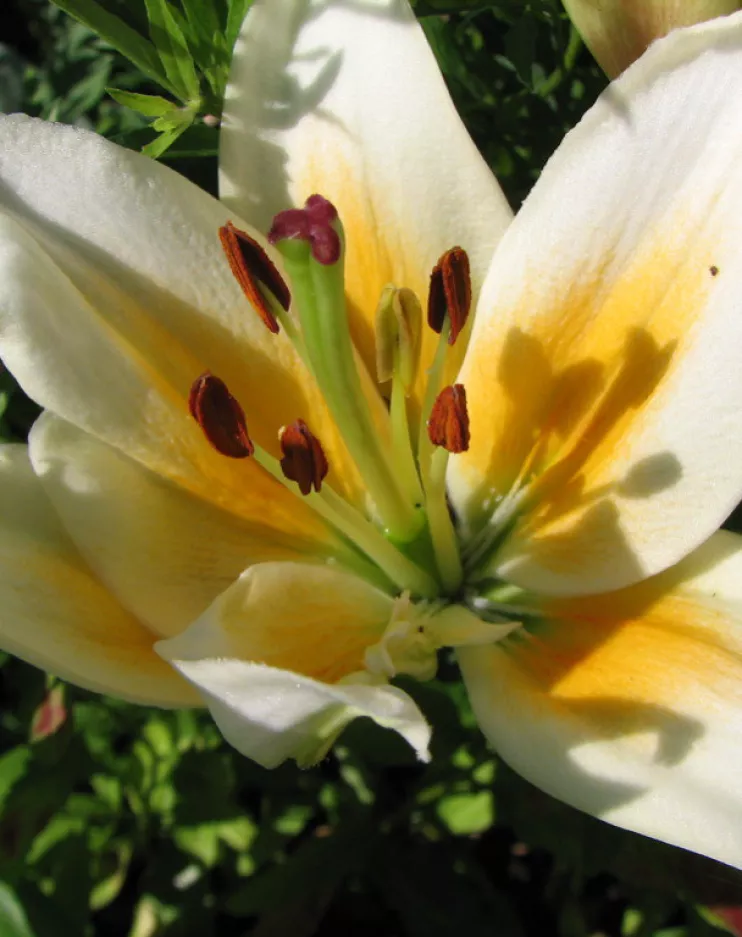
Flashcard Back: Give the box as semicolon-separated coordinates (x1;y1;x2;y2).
30;413;314;639
451;13;742;595
459;530;742;869
0;114;366;506
0;213;341;554
0;444;197;707
156;562;430;764
221;0;512;390
157;658;430;768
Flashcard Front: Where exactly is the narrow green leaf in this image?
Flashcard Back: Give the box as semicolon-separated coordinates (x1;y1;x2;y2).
107;89;178;118
49;0;177;95
141;120;192;159
225;0;253;52
143;0;201;102
0;883;35;937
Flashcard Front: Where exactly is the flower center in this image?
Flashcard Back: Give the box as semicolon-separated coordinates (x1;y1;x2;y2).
194;195;500;615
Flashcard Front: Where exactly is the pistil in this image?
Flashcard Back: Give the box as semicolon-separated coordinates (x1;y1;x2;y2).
269;196;423;544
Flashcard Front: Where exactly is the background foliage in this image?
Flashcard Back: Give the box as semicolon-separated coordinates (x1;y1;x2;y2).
1;1;742;935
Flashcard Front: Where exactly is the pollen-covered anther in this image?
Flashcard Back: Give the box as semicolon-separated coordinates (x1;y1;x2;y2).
189;372;254;458
427;384;470;453
279;419;329;495
219;221;290;333
268;194;341;265
427;247;472;345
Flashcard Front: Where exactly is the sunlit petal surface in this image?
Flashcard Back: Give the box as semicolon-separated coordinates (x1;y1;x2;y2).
460;530;742;869
451;15;742;595
221;0;512;404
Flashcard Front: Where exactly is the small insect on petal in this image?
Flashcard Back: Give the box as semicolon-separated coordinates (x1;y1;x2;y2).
279;419;329;494
427;247;472;345
219;222;290;333
428;384;470;453
189;372;254;458
268;195;342;265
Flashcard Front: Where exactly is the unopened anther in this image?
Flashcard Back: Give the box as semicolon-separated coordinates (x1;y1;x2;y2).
375;285;423;392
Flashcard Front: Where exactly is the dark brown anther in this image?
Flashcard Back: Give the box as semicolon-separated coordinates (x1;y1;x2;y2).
279;419;329;495
427;247;472;346
427;384;470;453
219;222;290;333
189;372;254;458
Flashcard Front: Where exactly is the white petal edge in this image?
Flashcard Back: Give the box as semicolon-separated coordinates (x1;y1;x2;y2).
153;656;431;768
0;443;198;707
459;529;742;869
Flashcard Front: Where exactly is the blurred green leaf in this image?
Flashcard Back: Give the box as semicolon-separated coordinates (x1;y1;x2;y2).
437;790;494;836
0;883;35;937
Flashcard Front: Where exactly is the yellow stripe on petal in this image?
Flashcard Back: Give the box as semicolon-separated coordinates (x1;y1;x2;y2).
451;16;742;594
459;530;742;869
157;562;396;685
221;0;511;412
563;0;740;77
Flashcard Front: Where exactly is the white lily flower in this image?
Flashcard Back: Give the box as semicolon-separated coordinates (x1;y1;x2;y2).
1;0;742;869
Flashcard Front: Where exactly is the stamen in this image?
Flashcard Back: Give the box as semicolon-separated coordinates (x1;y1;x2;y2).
375;285;422;393
279;419;329;495
375;286;424;503
428;384;470;453
268;194;341;265
219;222;290;333
427;247;472;346
189;372;254;458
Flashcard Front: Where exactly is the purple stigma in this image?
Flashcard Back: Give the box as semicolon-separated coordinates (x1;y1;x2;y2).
268;195;341;265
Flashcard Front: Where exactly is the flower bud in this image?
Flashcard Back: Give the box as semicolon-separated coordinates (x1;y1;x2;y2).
562;0;739;77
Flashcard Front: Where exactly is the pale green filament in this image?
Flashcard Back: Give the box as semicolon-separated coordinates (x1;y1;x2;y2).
390;367;424;505
250;446;437;598
416;322;451;484
426;446;463;593
413;320;465;595
276;237;423;544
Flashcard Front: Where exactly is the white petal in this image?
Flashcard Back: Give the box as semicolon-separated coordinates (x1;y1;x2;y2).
156;562;430;764
221;0;512;389
0;213;340;553
0;114;367;507
459;530;742;869
156;658;430;768
30;413;313;638
0;444;197;706
451;13;742;595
